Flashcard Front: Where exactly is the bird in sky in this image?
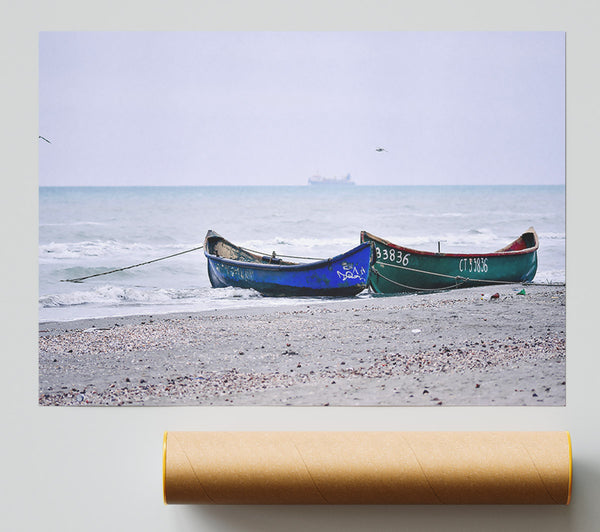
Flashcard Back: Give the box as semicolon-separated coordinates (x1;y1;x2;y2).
39;135;51;143
375;147;386;152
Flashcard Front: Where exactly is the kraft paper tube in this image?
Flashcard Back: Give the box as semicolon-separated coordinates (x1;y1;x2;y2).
163;431;572;505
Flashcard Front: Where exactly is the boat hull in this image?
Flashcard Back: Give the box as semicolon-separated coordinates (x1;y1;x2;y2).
205;232;373;297
361;229;538;294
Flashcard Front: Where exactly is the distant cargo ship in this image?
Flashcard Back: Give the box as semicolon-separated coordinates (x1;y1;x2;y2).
308;173;355;185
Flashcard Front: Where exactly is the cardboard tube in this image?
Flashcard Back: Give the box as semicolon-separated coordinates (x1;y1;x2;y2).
163;431;572;505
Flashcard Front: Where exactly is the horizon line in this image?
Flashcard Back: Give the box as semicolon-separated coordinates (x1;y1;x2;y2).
38;183;566;188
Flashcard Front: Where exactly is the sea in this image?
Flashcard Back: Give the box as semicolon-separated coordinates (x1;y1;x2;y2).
39;186;565;323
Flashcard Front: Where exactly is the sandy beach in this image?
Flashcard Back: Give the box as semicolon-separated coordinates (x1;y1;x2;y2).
38;284;565;406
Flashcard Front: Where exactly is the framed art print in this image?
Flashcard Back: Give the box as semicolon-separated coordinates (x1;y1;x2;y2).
38;31;565;407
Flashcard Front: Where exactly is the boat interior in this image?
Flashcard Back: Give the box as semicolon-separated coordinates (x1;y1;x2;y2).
207;237;296;265
495;228;539;253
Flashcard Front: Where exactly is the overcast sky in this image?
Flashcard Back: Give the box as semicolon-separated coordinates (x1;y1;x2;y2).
39;32;565;186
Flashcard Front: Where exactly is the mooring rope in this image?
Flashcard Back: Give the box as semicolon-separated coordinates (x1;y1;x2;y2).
375;261;536;286
371;266;467;292
61;245;204;283
369;262;564;293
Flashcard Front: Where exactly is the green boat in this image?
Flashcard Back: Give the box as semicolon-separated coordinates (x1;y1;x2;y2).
360;227;539;294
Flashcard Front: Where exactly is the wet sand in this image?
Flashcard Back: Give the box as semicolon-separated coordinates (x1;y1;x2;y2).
38;284;565;406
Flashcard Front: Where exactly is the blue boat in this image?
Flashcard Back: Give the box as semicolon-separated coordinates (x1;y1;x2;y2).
204;230;373;296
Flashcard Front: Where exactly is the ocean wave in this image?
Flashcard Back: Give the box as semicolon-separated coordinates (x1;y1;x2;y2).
39;221;106;227
38;240;189;260
381;229;501;251
39;285;261;309
533;270;566;284
538;232;566;240
241;236;359;255
411;212;465;218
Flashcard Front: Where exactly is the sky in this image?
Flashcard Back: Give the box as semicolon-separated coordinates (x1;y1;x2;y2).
38;31;565;186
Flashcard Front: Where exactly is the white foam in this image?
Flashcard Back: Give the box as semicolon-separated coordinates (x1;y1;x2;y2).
38;284;264;309
39;221;106;227
38;240;189;260
538;232;566;240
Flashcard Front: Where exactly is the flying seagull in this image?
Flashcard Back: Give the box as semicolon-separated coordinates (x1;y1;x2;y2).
39;135;51;143
375;147;386;152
